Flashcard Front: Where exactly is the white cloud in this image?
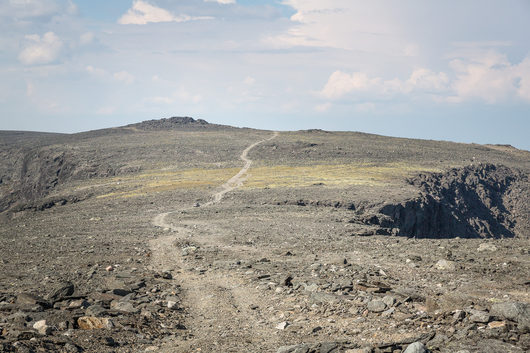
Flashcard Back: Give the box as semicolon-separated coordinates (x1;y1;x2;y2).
320;68;449;100
271;0;416;57
204;0;236;4
0;0;60;18
321;71;380;99
517;58;530;102
118;0;213;25
18;32;63;65
113;71;135;84
406;69;449;92
448;51;530;103
320;51;530;105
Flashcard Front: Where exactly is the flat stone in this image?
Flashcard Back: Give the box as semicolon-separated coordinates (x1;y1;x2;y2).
311;292;341;304
477;243;498;252
16;293;48;307
304;283;319;292
382;295;396;307
367;300;387;313
12;330;38;340
90;292;122;303
403;342;427;353
277;344;310;353
435;259;456;271
67;299;90;310
110;288;132;296
345;349;372;353
86;305;107;317
110;300;138;313
490;302;529;332
46;282;74;302
469;309;491;323
381;307;395;317
77;316;114;330
319;342;339;353
488;321;506;329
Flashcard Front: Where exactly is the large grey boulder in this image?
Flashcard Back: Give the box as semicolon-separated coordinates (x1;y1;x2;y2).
403;342;427;353
490;302;529;332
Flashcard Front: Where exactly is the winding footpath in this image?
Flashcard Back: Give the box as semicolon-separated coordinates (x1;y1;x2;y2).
152;131;278;230
149;131;279;352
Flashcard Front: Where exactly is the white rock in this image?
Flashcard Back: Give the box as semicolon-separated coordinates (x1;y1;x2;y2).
276;321;289;330
33;320;52;335
477;243;497;252
33;320;47;330
435;259;456;271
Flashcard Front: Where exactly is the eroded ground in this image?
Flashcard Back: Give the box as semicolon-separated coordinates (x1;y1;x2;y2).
1;121;529;352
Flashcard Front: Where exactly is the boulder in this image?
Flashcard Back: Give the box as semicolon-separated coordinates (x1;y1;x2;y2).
490;302;529;332
77;316;114;330
403;342;427;353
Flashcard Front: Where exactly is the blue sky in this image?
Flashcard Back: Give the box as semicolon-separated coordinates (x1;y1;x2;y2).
1;0;529;150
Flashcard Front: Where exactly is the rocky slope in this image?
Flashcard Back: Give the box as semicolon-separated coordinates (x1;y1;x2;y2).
376;164;529;238
1;118;529;352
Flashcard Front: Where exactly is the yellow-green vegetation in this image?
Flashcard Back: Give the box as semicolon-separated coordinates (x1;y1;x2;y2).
96;162;440;198
244;163;441;188
97;167;239;198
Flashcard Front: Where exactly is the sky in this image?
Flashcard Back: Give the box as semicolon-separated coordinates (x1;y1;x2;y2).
0;0;529;150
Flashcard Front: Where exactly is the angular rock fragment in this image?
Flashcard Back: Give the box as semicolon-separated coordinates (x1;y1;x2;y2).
490;302;530;332
403;342;427;353
367;300;386;313
46;282;75;303
77;316;114;330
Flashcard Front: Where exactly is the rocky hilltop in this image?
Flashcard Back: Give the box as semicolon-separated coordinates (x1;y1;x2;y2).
1;118;529;352
126;116;213;130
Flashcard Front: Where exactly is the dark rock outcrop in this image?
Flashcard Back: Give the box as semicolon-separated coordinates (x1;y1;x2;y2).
378;164;528;238
127;116;211;130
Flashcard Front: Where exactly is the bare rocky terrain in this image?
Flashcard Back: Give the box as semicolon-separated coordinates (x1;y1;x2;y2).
0;117;529;353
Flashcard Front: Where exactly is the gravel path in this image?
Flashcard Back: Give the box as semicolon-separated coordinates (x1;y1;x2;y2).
150;131;280;352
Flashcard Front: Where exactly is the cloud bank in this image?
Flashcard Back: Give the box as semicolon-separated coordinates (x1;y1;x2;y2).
118;0;213;25
18;32;63;65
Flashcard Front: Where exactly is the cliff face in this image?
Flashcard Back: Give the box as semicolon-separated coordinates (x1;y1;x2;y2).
0;147;120;213
378;164;529;238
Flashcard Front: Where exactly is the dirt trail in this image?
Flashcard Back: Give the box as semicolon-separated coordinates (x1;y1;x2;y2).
150;131;279;352
205;131;279;206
